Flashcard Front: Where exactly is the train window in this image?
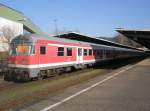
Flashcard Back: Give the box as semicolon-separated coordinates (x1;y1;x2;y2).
30;45;35;54
78;48;82;56
97;50;100;55
84;49;87;56
106;50;109;55
57;47;64;56
11;44;35;56
100;49;103;57
89;49;92;55
93;50;96;55
40;46;46;54
67;48;72;56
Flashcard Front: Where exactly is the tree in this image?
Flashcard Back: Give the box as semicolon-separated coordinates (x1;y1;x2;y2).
0;26;15;60
0;26;14;43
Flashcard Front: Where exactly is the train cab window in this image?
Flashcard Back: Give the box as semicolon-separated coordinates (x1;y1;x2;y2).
67;48;72;56
84;49;87;56
40;46;46;54
57;47;64;56
89;49;92;56
30;45;35;54
11;44;35;56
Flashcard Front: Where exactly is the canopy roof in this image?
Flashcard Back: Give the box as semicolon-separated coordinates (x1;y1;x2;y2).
54;32;141;50
116;29;150;49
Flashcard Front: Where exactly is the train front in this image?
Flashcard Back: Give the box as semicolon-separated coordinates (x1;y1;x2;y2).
5;34;36;81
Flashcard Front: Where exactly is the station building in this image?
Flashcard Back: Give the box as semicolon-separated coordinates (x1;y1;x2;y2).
0;3;43;52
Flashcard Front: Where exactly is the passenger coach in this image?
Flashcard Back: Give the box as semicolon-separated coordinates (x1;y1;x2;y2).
5;34;144;81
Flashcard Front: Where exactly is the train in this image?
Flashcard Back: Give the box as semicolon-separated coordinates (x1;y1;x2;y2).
4;34;144;81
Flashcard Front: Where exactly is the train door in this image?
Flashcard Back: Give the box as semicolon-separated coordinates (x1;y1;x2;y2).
77;48;83;64
38;45;47;66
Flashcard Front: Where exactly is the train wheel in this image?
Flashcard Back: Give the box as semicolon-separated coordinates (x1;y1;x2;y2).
14;74;22;82
37;73;43;80
4;72;13;81
83;64;87;69
24;74;30;81
55;68;63;75
4;74;12;81
65;67;71;72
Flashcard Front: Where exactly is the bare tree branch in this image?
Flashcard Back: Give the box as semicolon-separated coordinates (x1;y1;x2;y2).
0;26;15;52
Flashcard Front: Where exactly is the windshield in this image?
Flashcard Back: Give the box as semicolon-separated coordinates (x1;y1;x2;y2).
11;44;35;56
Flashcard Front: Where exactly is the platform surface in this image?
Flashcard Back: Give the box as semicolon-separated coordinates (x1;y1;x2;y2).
22;58;150;111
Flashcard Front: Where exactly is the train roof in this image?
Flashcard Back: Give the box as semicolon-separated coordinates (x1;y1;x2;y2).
12;34;142;52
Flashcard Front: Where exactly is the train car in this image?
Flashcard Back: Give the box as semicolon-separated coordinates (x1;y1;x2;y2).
5;34;144;81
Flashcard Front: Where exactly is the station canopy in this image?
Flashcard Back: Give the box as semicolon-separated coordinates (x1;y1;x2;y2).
54;32;140;50
116;29;150;49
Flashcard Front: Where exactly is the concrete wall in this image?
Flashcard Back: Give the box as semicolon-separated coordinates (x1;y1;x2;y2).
0;17;23;52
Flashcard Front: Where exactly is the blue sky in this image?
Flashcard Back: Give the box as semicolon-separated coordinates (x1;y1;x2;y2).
0;0;150;37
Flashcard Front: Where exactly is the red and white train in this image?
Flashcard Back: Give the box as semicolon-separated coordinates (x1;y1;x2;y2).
5;34;144;81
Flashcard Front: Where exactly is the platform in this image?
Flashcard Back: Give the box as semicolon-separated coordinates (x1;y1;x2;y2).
21;58;150;111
